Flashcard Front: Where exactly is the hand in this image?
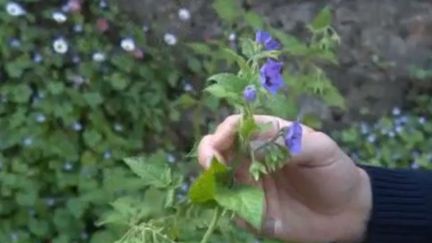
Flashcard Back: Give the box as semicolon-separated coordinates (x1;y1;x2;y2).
198;115;372;243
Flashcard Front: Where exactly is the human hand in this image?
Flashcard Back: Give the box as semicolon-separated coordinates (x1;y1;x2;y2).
198;115;371;243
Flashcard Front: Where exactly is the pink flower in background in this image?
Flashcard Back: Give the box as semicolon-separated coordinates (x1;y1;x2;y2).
132;49;144;59
96;18;109;32
67;0;81;13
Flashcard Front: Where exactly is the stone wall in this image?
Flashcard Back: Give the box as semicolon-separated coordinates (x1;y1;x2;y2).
117;0;432;125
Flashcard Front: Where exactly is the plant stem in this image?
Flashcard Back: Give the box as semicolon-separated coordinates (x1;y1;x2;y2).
200;207;222;243
253;127;287;152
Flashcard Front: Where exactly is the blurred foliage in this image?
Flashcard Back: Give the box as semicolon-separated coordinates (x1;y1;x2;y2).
0;0;342;242
334;96;432;170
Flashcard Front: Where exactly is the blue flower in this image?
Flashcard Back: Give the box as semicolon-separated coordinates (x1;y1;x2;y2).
72;122;83;131
35;113;46;123
255;30;281;51
284;121;302;155
243;85;257;102
103;150;112;160
259;59;285;94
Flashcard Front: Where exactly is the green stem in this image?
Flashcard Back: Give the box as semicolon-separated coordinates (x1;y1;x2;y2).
253;127;287;152
200;207;222;243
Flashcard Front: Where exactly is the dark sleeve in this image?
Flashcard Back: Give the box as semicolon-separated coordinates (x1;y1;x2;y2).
360;165;432;243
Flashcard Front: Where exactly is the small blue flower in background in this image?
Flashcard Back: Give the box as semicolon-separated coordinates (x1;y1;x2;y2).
53;37;68;54
113;123;123;132
63;162;73;171
80;232;89;240
10;232;18;242
360;122;369;135
284;121;302;155
243;85;257;102
72;122;83;131
411;161;420;170
167;153;176;164
23;137;33;147
256;30;281;51
367;134;376;143
103;150;112;160
392;107;401;116
99;0;108;8
52;11;67;23
45;197;56;207
395;125;403;134
73;24;83;33
9;38;21;48
33;53;43;63
260;59;285;94
92;52;106;62
419;116;426;124
6;2;26;16
35;113;46;123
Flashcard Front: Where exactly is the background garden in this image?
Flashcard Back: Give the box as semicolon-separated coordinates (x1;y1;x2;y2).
1;0;432;242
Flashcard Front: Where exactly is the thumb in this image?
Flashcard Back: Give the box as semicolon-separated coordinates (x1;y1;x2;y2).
291;130;340;167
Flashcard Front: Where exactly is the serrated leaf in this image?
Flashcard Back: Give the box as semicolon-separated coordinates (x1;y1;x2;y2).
310;7;332;30
322;86;345;109
188;158;229;204
123;154;171;188
214;185;264;229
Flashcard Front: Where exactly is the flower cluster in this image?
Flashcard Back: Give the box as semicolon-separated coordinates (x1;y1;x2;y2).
241;31;302;155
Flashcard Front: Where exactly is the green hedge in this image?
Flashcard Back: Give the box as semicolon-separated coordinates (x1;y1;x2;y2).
0;1;196;242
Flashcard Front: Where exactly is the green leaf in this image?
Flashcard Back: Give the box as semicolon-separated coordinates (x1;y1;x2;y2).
187;42;213;56
11;84;32;103
204;85;237;101
249;161;267;181
47;82;65;95
83;92;103;108
244;11;264;29
240;38;256;58
123;153;172;188
322;86;345;109
207;73;248;93
239;115;257;142
212;0;240;23
83;129;102;148
310;7;332;30
109;73;129;90
188;158;229;204
28;218;49;237
221;48;248;71
215;185;264;229
16;191;37;206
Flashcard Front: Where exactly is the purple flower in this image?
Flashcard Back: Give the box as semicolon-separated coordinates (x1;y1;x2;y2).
259;59;285;94
243;85;257;102
256;30;281;51
284;121;302;155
